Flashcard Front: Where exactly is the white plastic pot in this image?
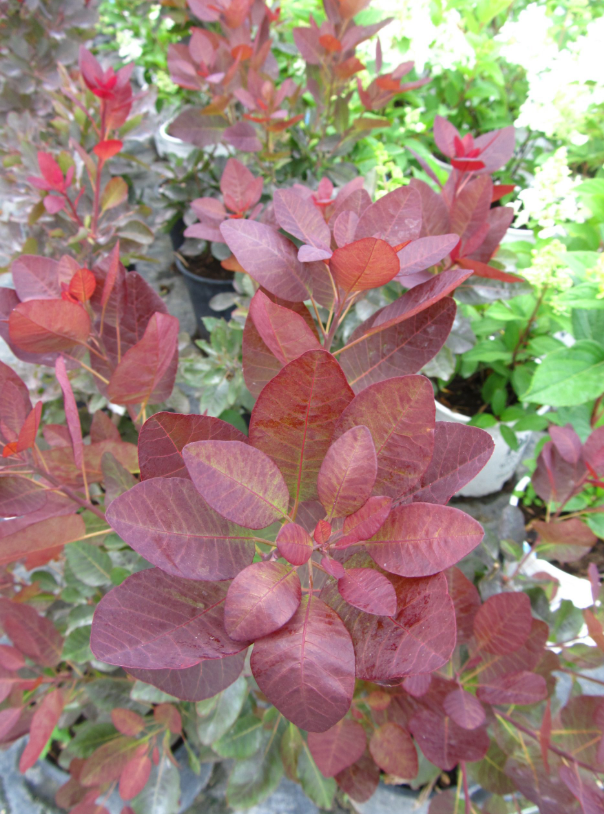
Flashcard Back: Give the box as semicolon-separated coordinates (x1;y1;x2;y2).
154;119;197;160
435;401;534;497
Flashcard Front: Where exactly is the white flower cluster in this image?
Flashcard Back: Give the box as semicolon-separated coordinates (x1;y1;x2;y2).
368;0;475;74
585;253;604;300
498;7;604;144
514;148;585;237
523;240;574;299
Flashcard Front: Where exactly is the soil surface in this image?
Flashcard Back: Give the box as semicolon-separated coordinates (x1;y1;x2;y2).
175;252;234;282
438;372;487;417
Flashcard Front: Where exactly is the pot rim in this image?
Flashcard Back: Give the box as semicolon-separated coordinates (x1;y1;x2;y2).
175;254;235;287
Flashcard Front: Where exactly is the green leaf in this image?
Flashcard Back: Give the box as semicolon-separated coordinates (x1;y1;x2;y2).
572;309;604;342
500;424;519;451
85;679;147;712
469;413;497;428
280;723;303;782
219;409;249;436
227;727;284;809
118;220;154;245
586;512;604;538
63;625;93;662
65;541;113;587
513;414;549;432
552;599;585;643
132;755;180;814
298;742;336;809
66;605;95;633
525;340;604;406
196;675;248;745
67;722;118;758
101;177;128;213
214;714;263;759
111;566;130;585
131;681;178;704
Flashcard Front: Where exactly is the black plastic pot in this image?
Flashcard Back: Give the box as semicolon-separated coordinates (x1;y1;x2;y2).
175;255;235;335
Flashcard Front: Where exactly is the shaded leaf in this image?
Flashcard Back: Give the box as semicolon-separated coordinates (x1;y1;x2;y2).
473;592;532;655
409;709;489;770
0;598;63;666
298;742;336;808
66;541;113;587
307;718;366;777
477;671;548;706
214;714;263;759
127;651;246;702
443;690;486;730
369;722;418;778
197;675;247;745
19;690;64;772
335;751;380;802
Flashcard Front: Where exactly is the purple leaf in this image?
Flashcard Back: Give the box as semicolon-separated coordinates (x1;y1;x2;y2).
443;689;486;730
220;220;312;302
477;671;548;706
224;561;301;641
249;290;321;365
0;361;32;443
0;598;63;667
220;158;263;213
11;256;61;301
249;350;354;504
355;186;422;245
336;496;392;548
307;719;366;778
333;375;434;498
224;121;263;152
274;188;331;251
445;568;481;645
474;126;515;172
333;211;359;248
250;595;355;732
371;269;472;331
335;752;380;803
168;110;226;148
396;235;459;277
55;357;84;469
408;423;494;504
317;426;377;518
138;412;247;481
550;423;583;465
364;502;484;577
409;709;489;770
106;478;254;581
298;245;332;262
276;522;313;565
473;592;532;656
322;557;455;680
337;568;397;616
127;651;246;702
181;440;288;530
450;176;492;244
339;298;456;393
433;116;460;158
90;569;245;669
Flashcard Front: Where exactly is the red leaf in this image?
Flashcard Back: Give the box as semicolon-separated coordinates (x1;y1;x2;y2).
153;703;182;734
355;186;421;245
19;689;64;772
396;234;459;276
224;561;301;641
0;362;31;443
16;401;42;452
337;568;397;616
475;618;549;684
276;522;313;565
408;423;494;504
55;357;84;468
223;121;262;152
37;151;64;189
322;556;345;579
369;722;418;778
307;719;366;777
329;238;400;294
443;689;485;730
0;707;25;741
473;126;515;172
559;762;604;814
335;752;380;802
0;645;26;671
491;184;515;202
457;257;524;283
364;502;484;577
106;477;254;581
533;518;596;563
473;592;532;655
11;256;62;301
319;33;342;51
402;673;432;697
93;140;123;160
220;220;312;302
314;519;332;545
0;598;63;666
80;738;141;786
317;426;377;518
119;753;151;801
409;709;489;770
333;375;434;498
249;290;321;365
138;412;246;481
111;708;146;737
250;595;355;732
433;116;459;158
183;440;289;530
90;569;246;669
68;267;96;303
127;651;246;702
220;158;262;214
323;557;455;681
100;243;121;309
445;568;481;645
477;671;548;706
107;313;179;405
337;495;392;548
249;350;354;504
505;757;580;814
0;511;86;568
274;188;331;252
9;299;91;354
371;269;472;333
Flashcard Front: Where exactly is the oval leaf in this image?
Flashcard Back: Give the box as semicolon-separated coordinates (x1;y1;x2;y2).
317;425;377;518
443;689;486;730
337;568;397;616
90;569;245;669
106;478;254;581
183;440;289;530
9;299;91;354
307;719;366;778
250;596;355;732
473;592;532;656
276;522;313;565
329;238;400;294
225;562;301;642
337;496;392;548
127;651;246;702
369;723;418;779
